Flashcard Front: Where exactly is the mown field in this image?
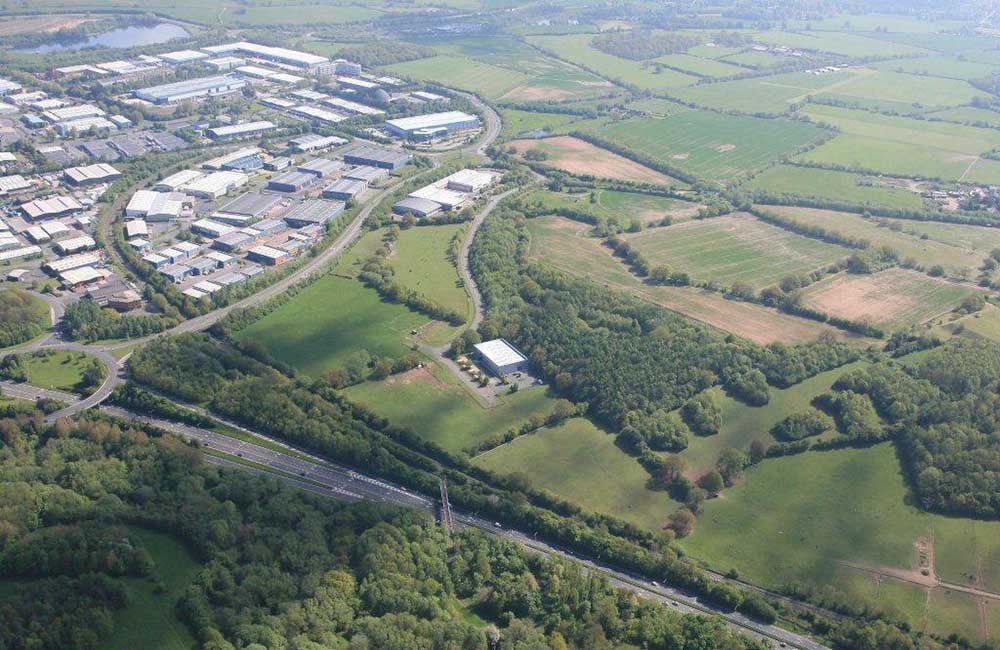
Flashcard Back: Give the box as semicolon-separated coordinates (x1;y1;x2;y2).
683;443;1000;645
17;350;101;394
475;416;679;530
343;365;558;454
873;56;998;81
883;218;1000;257
499;108;582;138
624;213;851;289
521;188;701;225
670;69;864;114
577;111;827;182
809;69;989;110
385;55;529;99
758;205;988;276
800;268;976;328
509;136;682;186
388;223;472;320
748;165;925;210
527;215;856;345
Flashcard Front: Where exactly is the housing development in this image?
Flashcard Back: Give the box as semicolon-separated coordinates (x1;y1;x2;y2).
2;3;1000;650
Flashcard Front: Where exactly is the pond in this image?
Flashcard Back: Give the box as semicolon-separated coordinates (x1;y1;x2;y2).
19;22;189;53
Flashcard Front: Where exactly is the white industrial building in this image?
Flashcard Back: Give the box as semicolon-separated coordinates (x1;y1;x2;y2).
202;41;333;74
473;339;529;376
191;218;237;239
124;221;148;239
206;120;276;139
322;96;384;116
55;235;97;255
183;171;248;198
134;74;247;105
202;147;261;170
155;169;203;192
41;104;105;123
126;190;183;220
289;105;346;125
443;168;498;193
54;116;118;137
21;196;84;220
45;252;102;274
63;163;121;186
385;111;480;140
0;175;32;195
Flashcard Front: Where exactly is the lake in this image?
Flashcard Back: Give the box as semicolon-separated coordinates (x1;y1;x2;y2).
21;23;189;53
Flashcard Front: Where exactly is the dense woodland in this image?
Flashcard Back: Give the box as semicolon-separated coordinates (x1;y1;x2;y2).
0;411;774;650
0;290;49;349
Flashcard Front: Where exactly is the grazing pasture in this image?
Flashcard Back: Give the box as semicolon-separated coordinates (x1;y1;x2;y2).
527;216;852;344
578;111;827;181
475;416;679;530
624;213;850;289
509;135;682;185
801;268;976;328
758;205;986;275
749;165;925;210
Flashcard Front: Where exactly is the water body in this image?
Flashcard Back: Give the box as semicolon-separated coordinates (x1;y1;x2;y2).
20;23;189;53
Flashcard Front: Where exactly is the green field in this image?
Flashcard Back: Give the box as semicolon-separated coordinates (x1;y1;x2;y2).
0;288;50;348
752;30;931;57
749;165;925;209
16;350;103;394
809;70;989;111
389;224;472;320
105;528;200;650
343;365;559;454
671;69;863;113
934;303;1000;344
652;53;746;77
800;134;1000;185
625;213;851;289
522;188;700;226
578;111;826;182
386;55;529;98
801;268;976;328
719;50;801;69
883;218;1000;258
683;443;1000;644
873;56;998;81
499;108;582;138
758;205;986;276
926;106;1000;128
475;416;678;530
526;34;699;91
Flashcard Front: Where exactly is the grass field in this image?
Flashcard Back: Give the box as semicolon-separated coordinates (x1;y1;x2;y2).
577;111;826;182
624;213;851;289
932;303;1000;344
808;70;989;111
499;109;582;138
752;30;932;57
385;55;529;99
522;188;701;225
670;69;864;113
527;216;856;345
343;364;558;453
526;34;699;91
801;268;976;328
105;527;200;650
679;361;866;477
758;205;986;275
719;50;801;69
926;106;1000;128
887;219;1000;257
475;416;678;530
799;134;1000;185
873;56;998;81
683;443;1000;644
652;53;747;77
509;136;682;186
389;224;471;320
748;165;925;210
17;350;102;394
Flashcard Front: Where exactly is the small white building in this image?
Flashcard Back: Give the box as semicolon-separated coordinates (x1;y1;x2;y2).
473;339;529;376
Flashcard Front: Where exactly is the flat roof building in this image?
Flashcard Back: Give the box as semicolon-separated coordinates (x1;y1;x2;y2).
60;266;104;288
474;339;529;376
247;244;290;265
322;96;384;116
159;49;210;65
125;221;148;239
218;192;282;217
45;252;100;274
55;117;117;137
298;158;344;178
63;163;121;186
184;171;248;199
126;190;182;220
385;111;480;140
322;178;366;201
289;105;346;125
135;74;247;105
42;104;105;123
161;263;192;283
444;168;498;193
213;231;255;252
206;120;276;140
289;134;348;152
155;169;203;192
55;235;96;255
343;165;388;184
343;146;409;170
202;147;261;170
393;196;442;219
267;171;314;193
265;156;291;171
282;199;344;227
202;41;331;73
191;218;237;239
409;185;468;211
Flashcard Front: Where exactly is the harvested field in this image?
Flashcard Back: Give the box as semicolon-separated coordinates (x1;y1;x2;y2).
624;213;851;289
510;136;681;186
801;268;976;328
0;14;95;37
528;215;861;345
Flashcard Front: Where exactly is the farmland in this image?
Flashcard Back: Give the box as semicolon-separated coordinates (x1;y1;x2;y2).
521;188;702;225
748;165;925;210
757;205;988;275
527;215;856;344
683;443;1000;645
751;29;931;57
385;55;529;99
509;135;682;186
670;69;865;114
809;70;990;111
475;416;679;530
801;268;976;328
651;53;747;78
576;111;827;182
624;213;851;289
498;108;582;138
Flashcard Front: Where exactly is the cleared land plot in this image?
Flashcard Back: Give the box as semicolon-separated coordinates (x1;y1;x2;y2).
801;268;976;327
499;109;582;138
526;34;699;91
752;30;931;57
671;69;865;113
389;224;471;319
873;56;998;81
475;417;679;530
386;56;529;99
652;53;747;77
683;443;1000;644
343;366;559;453
803;104;1000;156
800;134;1000;185
624;213;850;289
759;205;986;275
809;70;989;111
749;165;924;210
680;361;866;477
509;136;681;186
579;112;826;182
528;216;855;344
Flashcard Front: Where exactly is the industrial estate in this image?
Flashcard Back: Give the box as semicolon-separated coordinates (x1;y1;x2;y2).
2;3;1000;650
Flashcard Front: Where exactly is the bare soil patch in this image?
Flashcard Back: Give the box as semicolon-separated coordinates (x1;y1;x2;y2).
387;365;447;389
717;144;737;152
501;85;575;102
0;15;94;37
510;136;679;186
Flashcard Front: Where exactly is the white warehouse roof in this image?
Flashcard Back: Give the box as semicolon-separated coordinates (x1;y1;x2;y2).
474;339;527;368
386;111;477;132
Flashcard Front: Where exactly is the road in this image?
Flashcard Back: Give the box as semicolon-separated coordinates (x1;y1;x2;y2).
100;403;828;650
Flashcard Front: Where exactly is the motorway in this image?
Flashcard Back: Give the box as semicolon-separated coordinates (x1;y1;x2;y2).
97;403;829;650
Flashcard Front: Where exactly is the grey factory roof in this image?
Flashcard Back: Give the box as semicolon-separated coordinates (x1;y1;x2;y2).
343;146;409;167
219;192;283;217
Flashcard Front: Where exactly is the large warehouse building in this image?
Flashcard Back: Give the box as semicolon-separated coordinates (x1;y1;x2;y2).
342;146;410;170
385;111;480;140
134;74;247;105
203;41;335;75
473;339;529;377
